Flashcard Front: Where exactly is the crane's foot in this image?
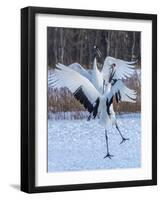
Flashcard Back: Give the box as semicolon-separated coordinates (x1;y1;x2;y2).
120;137;129;144
87;114;91;121
87;114;92;121
104;153;114;159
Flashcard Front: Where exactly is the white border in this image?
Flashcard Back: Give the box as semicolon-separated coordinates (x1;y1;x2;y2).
35;14;152;186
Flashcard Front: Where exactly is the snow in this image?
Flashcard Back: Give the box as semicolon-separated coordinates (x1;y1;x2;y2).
48;111;89;120
48;113;141;172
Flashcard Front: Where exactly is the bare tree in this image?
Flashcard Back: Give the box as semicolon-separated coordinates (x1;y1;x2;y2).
47;27;141;68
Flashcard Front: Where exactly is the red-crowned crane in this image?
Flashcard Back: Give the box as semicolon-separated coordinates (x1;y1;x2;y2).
48;59;136;158
58;46;137;148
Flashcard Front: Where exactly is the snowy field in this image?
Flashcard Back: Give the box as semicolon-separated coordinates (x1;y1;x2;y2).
48;113;141;172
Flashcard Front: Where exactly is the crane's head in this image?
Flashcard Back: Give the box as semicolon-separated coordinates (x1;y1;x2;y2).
104;57;116;67
104;57;117;82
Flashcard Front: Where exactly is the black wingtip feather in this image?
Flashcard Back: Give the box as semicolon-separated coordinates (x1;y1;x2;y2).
74;87;94;113
93;98;100;118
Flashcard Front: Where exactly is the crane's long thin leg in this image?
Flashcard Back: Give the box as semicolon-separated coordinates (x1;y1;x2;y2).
103;80;105;94
115;123;129;144
104;129;113;159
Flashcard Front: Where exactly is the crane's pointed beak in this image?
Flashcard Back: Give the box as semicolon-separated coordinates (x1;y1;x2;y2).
96;47;102;57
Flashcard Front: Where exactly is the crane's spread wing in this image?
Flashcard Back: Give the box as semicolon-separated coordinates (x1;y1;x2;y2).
102;56;136;80
106;79;136;105
68;63;92;81
114;58;136;79
48;63;100;113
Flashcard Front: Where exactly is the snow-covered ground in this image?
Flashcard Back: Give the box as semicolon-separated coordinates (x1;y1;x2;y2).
48;113;141;172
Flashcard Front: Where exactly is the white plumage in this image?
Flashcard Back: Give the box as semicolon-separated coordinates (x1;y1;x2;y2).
68;62;92;82
50;63;100;105
91;58;104;93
